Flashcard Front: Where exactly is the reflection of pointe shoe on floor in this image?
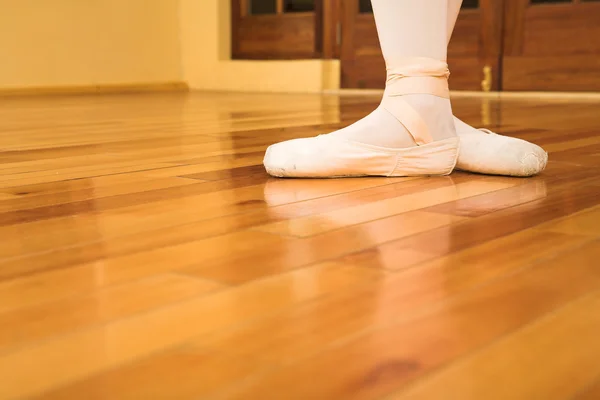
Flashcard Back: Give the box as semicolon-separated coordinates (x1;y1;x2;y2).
262;178;346;206
455;118;548;177
263;175;461;238
264;57;459;179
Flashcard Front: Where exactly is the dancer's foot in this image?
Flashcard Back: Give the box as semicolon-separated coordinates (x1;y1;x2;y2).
454;117;548;177
264;58;459;178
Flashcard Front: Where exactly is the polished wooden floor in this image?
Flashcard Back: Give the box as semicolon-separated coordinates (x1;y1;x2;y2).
1;91;600;399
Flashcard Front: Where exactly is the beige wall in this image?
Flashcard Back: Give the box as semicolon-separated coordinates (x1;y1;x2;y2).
0;0;182;89
0;0;340;93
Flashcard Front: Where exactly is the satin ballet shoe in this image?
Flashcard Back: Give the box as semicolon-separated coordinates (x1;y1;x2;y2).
264;134;458;178
264;57;459;178
457;128;548;177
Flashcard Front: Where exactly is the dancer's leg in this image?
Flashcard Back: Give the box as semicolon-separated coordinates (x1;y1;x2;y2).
264;0;458;178
447;0;463;37
446;0;548;176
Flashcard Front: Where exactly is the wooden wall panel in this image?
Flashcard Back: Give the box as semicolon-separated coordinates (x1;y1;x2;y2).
233;14;317;59
521;3;600;56
503;1;600;91
448;10;485;91
503;55;600;91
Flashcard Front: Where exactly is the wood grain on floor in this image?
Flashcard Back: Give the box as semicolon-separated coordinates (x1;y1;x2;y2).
1;92;599;399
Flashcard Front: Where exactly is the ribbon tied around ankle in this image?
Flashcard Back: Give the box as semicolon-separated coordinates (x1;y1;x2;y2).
385;58;450;99
381;57;450;146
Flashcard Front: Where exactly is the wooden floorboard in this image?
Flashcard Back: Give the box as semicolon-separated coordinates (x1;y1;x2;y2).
1;92;599;399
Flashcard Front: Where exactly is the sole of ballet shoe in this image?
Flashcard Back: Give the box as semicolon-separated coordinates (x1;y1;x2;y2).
264;136;459;178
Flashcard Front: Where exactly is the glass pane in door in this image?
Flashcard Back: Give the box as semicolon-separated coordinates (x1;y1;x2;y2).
284;0;314;12
249;0;277;15
462;0;479;8
359;0;373;13
361;0;482;13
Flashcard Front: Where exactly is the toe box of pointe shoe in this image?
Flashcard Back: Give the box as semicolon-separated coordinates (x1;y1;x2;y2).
263;137;323;178
457;133;548;177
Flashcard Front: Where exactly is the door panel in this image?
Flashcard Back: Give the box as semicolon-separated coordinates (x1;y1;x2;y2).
503;0;600;91
232;0;319;59
340;0;503;91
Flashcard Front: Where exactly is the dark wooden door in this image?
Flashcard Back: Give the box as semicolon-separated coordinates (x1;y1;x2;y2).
339;0;504;91
503;0;600;91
